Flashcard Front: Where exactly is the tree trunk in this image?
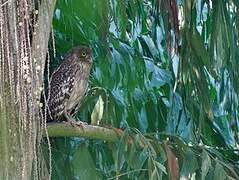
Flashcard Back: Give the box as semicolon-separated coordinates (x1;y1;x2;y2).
0;0;55;179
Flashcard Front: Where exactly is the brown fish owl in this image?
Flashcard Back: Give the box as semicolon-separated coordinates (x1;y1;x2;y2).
47;46;92;123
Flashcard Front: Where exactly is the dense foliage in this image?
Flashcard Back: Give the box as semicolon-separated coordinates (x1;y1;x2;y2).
47;0;239;179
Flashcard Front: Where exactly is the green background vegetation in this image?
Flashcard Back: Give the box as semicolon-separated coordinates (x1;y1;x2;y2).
47;0;239;179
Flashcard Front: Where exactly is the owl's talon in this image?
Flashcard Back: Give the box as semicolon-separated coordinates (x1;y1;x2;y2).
63;119;87;130
63;111;87;129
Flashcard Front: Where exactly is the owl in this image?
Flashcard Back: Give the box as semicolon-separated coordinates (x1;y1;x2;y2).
47;46;92;123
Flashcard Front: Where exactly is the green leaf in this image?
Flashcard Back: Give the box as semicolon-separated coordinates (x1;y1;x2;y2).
201;150;211;180
180;149;199;176
213;162;226;180
72;145;99;180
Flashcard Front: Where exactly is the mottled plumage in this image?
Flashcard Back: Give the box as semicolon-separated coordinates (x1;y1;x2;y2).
47;46;92;122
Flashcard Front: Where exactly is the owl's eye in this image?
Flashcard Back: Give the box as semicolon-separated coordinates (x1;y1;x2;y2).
81;52;86;57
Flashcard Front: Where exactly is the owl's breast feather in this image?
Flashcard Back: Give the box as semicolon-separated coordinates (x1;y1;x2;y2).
65;63;91;111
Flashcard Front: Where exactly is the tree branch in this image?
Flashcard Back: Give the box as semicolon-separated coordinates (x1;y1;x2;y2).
47;122;122;142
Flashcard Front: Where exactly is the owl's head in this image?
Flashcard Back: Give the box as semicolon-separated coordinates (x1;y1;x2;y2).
71;46;93;64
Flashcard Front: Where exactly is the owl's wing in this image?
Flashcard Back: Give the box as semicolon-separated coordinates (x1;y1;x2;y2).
47;62;76;120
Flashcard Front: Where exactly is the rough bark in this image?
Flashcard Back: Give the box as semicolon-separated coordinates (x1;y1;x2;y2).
0;0;56;179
